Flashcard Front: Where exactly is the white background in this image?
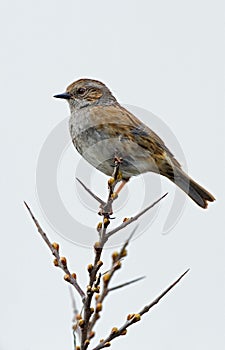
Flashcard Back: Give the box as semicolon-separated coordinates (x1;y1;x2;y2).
1;1;225;349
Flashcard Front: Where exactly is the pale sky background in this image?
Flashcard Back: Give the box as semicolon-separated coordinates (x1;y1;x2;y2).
1;1;225;349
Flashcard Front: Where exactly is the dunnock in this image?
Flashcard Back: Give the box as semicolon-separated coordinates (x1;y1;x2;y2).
54;79;215;209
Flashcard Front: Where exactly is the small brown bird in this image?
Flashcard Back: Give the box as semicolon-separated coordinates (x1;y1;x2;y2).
54;79;215;209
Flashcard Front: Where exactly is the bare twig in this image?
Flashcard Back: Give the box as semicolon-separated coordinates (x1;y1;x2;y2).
79;244;104;349
76;178;105;206
92;269;190;350
106;193;168;240
108;276;145;292
88;227;138;335
69;287;80;321
118;225;139;253
77;171;168;350
138;269;190;315
79;161;126;349
69;288;81;349
24;202;86;301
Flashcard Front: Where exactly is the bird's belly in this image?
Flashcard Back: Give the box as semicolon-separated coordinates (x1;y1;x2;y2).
72;127;158;178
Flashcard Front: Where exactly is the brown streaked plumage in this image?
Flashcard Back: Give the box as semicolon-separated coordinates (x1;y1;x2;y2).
54;78;215;209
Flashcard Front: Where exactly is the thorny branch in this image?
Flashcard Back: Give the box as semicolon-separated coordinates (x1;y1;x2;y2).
105;193;168;240
77;160;168;350
76;178;105;206
24;202;85;301
88;228;139;334
92;269;189;350
25;159;189;350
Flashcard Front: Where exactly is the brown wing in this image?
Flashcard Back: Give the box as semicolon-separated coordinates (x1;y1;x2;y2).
89;103;181;169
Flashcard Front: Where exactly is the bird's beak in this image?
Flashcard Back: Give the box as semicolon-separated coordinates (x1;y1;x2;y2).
53;92;71;100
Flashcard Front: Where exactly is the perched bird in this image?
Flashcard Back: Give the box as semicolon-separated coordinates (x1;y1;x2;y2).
54;79;215;209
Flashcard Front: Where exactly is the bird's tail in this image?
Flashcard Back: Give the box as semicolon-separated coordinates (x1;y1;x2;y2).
168;168;215;209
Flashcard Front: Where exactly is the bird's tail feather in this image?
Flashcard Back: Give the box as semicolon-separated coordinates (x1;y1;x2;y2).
168;168;215;209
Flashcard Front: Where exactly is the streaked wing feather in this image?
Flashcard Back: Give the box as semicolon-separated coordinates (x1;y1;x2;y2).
90;104;181;168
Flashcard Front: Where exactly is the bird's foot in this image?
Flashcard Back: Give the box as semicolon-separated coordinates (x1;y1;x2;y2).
98;201;113;217
98;192;119;217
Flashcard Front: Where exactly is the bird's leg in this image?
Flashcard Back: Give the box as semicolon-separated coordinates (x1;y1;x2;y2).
113;179;129;197
98;156;123;216
109;156;123;198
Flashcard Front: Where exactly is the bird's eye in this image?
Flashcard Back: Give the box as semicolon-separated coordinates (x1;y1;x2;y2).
77;87;86;95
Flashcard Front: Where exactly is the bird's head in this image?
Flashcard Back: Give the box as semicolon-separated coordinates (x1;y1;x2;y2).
54;78;116;110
